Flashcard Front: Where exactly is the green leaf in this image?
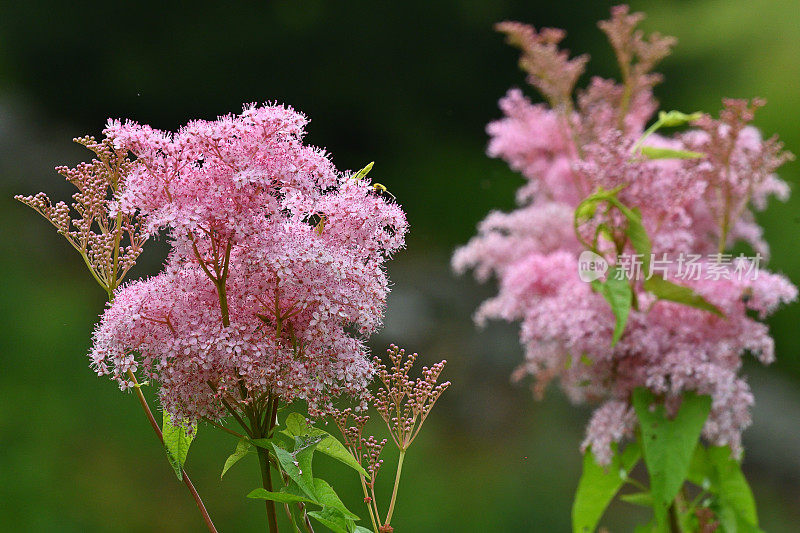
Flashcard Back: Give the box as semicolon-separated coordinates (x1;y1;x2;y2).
352;527;373;533
308;508;350;533
620;206;651;265
620;492;653;507
282;413;369;477
221;438;251;479
575;188;721;348
657;110;703;127
249;437;277;449
578;192;651;274
687;445;714;488
250;432;294;450
572;442;641;533
593;267;632;345
575;199;598;222
689;445;761;531
707;446;759;527
632;521;660;533
285;491;309;533
351;161;374;181
280;480;323;531
272;438;319;500
313;478;359;520
715;503;763;533
162;412;196;481
640;146;705;160
247;488;315;504
633;389;712;529
643;275;723;316
616;201;722;318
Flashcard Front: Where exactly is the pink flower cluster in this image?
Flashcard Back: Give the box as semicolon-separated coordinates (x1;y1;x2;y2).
91;103;407;421
453;6;796;464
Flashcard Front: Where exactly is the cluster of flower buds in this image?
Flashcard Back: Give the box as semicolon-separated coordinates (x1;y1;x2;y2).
331;408;387;482
373;345;450;451
16;136;147;297
362;435;388;481
331;346;449;533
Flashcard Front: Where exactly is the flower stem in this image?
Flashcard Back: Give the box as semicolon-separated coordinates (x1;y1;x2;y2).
256;445;280;533
202;416;247;440
251;398;280;533
216;279;231;327
669;502;682;533
383;449;406;526
358;474;380;533
126;370;218;533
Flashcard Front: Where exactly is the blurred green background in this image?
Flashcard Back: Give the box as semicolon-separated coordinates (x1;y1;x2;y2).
1;0;799;531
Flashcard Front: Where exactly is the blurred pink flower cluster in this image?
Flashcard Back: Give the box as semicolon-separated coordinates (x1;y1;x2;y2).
91;103;407;421
454;6;795;464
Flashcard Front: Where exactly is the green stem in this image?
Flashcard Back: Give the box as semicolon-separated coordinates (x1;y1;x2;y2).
299;507;315;533
384;449;406;526
718;190;731;255
358;474;380;533
256;445;280;533
631;118;664;155
78;249;109;294
111;210;123;282
282;502;297;532
216;279;231;327
277;469;315;533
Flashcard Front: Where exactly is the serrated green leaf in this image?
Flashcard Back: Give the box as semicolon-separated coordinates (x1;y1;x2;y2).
572;442;641;533
633;389;712;529
594;267;632;345
283;413;316;437
162;412;196;481
640;146;705;160
308;508;350;533
221;438;251;479
273;440;318;500
643;275;723;316
313;478;359;520
282;413;369;477
247;488;316;504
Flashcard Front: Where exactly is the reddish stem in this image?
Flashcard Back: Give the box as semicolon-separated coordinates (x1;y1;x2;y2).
128;370;218;533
